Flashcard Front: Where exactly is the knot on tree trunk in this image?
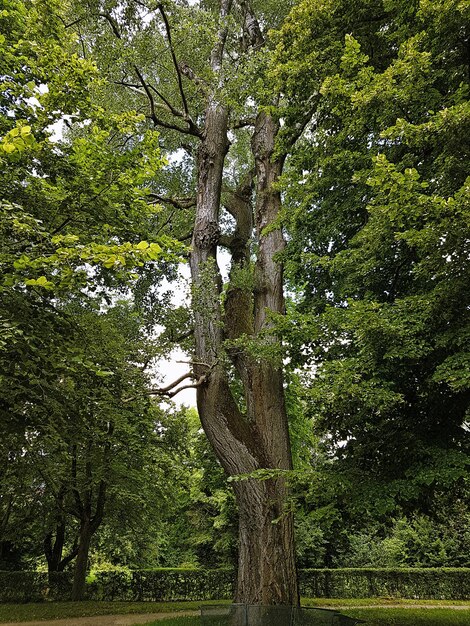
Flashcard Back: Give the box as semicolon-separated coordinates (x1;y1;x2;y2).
194;218;221;249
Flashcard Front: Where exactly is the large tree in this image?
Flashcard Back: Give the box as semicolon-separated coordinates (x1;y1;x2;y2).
69;0;304;606
0;0;183;595
274;0;470;508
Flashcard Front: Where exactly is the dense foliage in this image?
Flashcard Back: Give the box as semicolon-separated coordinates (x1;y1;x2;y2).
273;0;470;564
0;0;468;594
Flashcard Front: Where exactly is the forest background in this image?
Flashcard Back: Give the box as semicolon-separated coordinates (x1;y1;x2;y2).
0;0;469;603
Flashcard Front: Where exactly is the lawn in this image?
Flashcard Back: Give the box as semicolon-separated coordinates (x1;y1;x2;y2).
139;608;470;626
341;608;470;625
0;600;219;623
0;600;468;625
303;599;470;608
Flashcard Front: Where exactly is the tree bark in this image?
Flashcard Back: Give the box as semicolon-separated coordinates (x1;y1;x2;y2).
233;111;298;606
69;439;109;601
234;478;298;606
189;2;298;604
44;520;79;576
71;520;92;601
44;521;66;573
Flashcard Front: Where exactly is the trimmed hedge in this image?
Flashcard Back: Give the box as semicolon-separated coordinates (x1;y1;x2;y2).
299;568;470;600
87;568;234;601
0;571;73;602
0;568;469;603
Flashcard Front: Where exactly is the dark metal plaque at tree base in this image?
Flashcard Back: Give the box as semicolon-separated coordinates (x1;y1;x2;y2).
200;605;364;626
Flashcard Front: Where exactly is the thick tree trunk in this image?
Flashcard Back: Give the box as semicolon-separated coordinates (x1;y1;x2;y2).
191;101;298;608
235;111;298;606
234;478;298;605
189;0;298;611
71;521;92;601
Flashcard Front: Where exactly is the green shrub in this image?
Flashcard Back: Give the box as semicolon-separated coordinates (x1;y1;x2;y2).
0;571;73;602
335;515;470;568
1;567;468;603
299;568;470;600
87;568;235;602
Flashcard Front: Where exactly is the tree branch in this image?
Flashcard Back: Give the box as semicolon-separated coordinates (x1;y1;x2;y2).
157;4;190;116
100;12;201;137
71;445;84;518
148;84;187;120
123;362;216;403
238;0;264;49
178;61;208;95
230;116;256;130
170;329;194;343
59;543;80;571
99;12;122;40
212;0;234;74
163;375;207;398
114;80;147;96
133;65;196;135
155;371;196;393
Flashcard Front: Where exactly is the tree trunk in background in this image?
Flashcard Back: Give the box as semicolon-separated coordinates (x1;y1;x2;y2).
70;520;92;601
44;521;66;574
69;456;108;600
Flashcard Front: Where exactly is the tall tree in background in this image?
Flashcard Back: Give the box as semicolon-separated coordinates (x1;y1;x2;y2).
274;0;469;509
1;0;183;596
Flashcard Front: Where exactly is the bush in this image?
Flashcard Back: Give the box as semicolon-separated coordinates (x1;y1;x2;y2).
334;515;470;568
87;568;235;602
0;571;73;602
299;568;470;600
1;567;468;602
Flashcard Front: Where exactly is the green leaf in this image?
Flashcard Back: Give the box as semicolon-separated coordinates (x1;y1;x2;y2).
2;143;16;153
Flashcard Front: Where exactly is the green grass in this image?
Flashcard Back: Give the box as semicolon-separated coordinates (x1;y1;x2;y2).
303;598;470;607
138;609;470;626
343;608;470;625
0;600;219;623
0;600;468;625
135;618;196;626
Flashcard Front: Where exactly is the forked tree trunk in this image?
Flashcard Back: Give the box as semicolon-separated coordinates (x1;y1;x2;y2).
69;442;108;601
44;521;66;574
189;1;299;602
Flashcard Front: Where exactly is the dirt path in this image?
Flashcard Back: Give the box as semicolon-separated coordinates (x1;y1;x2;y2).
0;611;199;626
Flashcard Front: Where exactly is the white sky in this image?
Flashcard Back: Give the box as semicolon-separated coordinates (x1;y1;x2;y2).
153;263;196;406
154;249;230;407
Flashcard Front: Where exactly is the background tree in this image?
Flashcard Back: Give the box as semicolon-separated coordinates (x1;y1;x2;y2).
273;0;469;523
0;0;185;594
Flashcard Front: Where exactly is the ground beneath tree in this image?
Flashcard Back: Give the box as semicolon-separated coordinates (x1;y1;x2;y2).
1;606;470;626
